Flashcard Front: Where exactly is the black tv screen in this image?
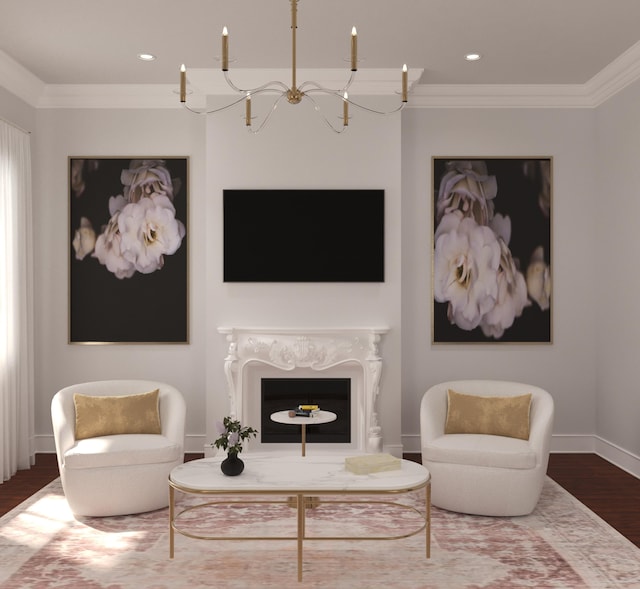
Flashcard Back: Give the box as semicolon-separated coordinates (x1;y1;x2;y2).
223;189;384;282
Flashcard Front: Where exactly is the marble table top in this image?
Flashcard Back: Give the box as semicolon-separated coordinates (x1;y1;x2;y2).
270;410;337;425
170;453;430;493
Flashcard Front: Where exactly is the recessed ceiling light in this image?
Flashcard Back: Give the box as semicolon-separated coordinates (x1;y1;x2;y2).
137;53;156;61
465;53;482;62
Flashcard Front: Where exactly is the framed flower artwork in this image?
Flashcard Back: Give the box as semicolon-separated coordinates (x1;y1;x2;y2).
69;157;188;344
432;157;551;343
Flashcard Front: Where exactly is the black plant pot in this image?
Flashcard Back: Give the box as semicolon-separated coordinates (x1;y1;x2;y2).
220;451;245;476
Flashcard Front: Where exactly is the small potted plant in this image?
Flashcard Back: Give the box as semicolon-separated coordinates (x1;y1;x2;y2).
214;416;258;476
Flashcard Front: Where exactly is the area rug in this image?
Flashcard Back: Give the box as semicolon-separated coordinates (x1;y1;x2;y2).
0;477;639;589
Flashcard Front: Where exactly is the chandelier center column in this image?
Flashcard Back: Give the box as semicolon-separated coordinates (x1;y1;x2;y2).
288;0;303;104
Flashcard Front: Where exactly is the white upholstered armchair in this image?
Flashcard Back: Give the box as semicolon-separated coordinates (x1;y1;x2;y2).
420;380;554;516
51;380;186;517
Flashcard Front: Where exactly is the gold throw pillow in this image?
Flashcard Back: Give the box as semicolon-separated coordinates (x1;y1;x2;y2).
74;389;161;440
444;389;532;440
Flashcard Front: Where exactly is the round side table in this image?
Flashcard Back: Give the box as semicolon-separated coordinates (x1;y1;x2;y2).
270;410;337;456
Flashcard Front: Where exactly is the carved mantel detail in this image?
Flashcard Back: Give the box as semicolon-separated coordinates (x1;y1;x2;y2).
218;327;389;453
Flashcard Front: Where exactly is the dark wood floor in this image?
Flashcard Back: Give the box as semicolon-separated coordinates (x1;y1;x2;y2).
546;453;640;548
1;453;639;549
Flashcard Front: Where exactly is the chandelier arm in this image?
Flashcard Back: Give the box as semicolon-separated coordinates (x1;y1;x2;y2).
345;99;406;116
302;88;344;98
297;82;340;94
223;71;290;95
246;87;289;99
301;88;406;116
301;94;347;134
343;71;356;93
183;95;249;115
246;92;290;134
298;71;356;96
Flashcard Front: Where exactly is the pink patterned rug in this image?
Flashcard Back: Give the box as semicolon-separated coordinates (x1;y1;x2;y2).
0;477;638;589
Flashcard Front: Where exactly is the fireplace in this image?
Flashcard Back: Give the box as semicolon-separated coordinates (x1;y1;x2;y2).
217;327;388;453
261;377;351;444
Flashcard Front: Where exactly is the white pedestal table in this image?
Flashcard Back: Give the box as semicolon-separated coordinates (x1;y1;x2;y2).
269;410;337;456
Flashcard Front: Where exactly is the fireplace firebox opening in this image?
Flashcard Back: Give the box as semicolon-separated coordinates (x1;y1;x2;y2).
261;377;351;444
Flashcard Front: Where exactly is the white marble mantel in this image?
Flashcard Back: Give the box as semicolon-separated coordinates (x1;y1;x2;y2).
217;327;389;453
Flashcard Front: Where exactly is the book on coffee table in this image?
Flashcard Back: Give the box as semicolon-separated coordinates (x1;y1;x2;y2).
345;453;401;475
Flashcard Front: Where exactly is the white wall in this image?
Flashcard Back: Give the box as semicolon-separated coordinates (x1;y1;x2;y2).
400;107;600;453
26;100;404;454
31;108;208;451
204;99;404;453
594;77;640;470
4;89;638;470
0;86;35;133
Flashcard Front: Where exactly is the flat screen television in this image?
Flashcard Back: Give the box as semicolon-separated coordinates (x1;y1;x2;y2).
223;189;384;282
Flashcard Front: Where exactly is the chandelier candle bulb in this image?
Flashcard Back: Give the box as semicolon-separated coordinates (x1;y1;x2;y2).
343;92;349;126
179;64;186;103
351;27;357;71
402;64;408;102
222;26;229;71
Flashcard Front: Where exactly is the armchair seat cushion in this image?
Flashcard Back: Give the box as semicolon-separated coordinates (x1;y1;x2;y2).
64;434;182;470
423;433;536;470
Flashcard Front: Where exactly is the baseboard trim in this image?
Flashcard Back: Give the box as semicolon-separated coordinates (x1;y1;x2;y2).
34;435;55;454
548;434;596;453
400;434;422;454
594;436;640;479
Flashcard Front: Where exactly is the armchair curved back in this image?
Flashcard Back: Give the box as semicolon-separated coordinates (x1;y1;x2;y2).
420;379;554;463
51;379;186;466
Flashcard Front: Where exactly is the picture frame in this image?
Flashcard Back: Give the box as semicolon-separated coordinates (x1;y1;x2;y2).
432;157;551;343
69;157;188;344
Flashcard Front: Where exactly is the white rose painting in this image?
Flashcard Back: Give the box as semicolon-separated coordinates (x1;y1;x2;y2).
69;157;188;343
432;158;551;343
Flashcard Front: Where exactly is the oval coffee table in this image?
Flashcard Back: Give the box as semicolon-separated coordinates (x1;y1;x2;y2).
270;410;337;456
169;453;431;582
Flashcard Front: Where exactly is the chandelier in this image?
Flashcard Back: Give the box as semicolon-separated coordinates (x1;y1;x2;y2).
179;0;410;133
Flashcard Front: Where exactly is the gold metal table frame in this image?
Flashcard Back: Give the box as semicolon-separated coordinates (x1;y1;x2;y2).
169;463;430;582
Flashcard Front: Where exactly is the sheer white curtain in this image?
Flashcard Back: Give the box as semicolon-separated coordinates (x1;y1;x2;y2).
0;119;35;482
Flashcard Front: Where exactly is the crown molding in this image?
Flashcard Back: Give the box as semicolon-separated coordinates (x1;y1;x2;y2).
585;39;640;106
36;84;180;109
3;42;640;109
0;50;46;106
406;83;594;109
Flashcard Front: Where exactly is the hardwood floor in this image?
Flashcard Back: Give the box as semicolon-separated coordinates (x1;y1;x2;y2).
0;454;60;516
1;453;639;550
546;453;640;548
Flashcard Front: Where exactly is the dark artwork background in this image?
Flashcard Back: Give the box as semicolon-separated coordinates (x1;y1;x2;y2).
69;158;188;343
432;158;551;343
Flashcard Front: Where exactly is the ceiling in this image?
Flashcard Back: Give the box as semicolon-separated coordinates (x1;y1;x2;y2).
2;0;640;90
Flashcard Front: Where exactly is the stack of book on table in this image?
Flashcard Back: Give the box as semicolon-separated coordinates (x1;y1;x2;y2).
288;404;320;417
